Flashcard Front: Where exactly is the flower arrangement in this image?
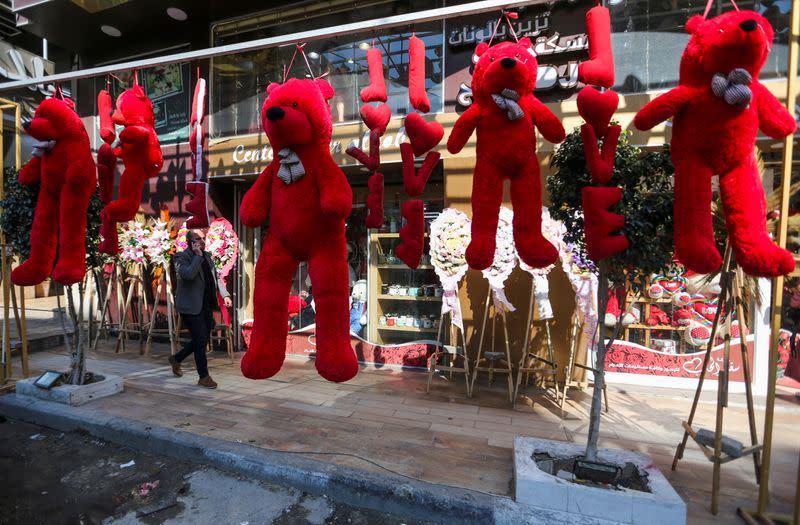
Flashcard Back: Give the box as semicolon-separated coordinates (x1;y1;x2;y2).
143;218;176;267
482;207;517;312
429;208;471;283
206;218;238;280
117;220;148;266
429;208;472;331
175;219;238;279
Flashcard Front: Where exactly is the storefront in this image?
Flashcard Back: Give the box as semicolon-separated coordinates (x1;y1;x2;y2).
7;0;796;392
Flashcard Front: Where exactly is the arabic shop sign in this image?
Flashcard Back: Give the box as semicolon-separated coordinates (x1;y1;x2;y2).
444;1;593;110
208;117;430;177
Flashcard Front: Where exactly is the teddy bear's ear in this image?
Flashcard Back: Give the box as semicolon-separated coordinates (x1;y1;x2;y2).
475;41;489;57
518;37;532;49
133;85;146;100
315;78;335;101
685;15;704;34
266;82;281;96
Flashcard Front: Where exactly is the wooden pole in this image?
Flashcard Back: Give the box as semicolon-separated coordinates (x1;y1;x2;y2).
758;2;800;513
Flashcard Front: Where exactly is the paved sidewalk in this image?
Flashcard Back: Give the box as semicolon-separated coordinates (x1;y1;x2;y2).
5;342;800;524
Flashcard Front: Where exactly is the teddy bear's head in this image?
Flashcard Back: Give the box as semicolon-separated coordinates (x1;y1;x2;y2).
261;78;335;149
24;97;82;142
680;10;774;83
471;37;537;102
111;85;155;127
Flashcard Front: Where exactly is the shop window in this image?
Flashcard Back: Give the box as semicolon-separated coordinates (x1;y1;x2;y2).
210;1;444;139
243;164;445;346
92;63;191;145
611;0;793;95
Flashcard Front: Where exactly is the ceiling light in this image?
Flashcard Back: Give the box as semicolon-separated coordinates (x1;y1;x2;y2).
347;58;354;64
308;51;320;59
101;25;121;37
358;42;370;50
166;7;188;21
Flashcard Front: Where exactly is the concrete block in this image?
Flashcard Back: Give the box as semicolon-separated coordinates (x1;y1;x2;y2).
514;436;686;525
16;374;123;406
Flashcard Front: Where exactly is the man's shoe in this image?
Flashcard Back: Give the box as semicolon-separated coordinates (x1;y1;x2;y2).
168;355;183;377
198;376;218;389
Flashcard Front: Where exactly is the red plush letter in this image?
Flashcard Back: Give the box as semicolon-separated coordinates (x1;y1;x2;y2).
396;200;425;269
408;35;430;113
578;6;615;89
360;47;388;103
582;186;629;262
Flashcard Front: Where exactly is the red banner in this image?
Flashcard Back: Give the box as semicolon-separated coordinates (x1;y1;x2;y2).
242;322;436;369
605;337;755;382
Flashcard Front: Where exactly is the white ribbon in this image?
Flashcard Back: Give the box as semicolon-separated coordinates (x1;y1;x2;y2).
532;274;553;320
491;284;516;313
441;285;464;332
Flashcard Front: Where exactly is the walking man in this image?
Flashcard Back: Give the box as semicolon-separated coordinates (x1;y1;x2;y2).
169;229;232;388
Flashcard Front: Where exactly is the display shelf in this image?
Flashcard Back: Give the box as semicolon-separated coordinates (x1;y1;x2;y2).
631;297;675;304
377;264;434;270
368;230;439;344
377;294;442;302
626;324;687;331
373;233;429;239
378;325;439;334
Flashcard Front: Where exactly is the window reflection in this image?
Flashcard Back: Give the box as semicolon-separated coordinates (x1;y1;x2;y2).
610;0;793;95
211;26;443;138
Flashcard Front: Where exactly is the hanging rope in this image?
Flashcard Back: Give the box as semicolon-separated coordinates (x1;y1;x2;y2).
703;0;739;19
282;42;317;83
487;10;520;47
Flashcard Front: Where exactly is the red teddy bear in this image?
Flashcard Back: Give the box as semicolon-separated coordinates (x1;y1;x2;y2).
100;86;163;245
634;11;796;277
239;78;358;383
12;97;95;286
447;37;565;270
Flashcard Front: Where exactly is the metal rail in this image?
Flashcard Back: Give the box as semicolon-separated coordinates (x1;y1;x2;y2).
0;0;537;91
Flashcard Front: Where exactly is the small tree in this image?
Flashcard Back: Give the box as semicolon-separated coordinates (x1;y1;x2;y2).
0;167;104;385
547;128;676;461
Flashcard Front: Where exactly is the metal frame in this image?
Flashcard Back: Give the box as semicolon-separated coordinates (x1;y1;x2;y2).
0;0;537;92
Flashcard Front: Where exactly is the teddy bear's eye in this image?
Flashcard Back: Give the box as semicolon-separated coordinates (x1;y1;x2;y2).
490;57;495;62
515;53;520;58
292;102;298;108
719;28;724;33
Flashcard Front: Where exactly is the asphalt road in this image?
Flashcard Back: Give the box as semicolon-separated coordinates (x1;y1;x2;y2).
0;417;437;525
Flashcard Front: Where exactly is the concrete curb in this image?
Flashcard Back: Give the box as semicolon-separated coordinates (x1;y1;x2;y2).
0;394;619;525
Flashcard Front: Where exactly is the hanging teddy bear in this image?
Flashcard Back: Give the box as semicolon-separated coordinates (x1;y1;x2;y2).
634;10;796;277
12;96;96;286
447;37;565;271
239;77;358;383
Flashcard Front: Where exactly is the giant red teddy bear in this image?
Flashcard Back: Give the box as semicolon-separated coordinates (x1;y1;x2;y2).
11;97;95;286
239;78;358;383
447;37;565;270
101;86;163;226
634;10;796;277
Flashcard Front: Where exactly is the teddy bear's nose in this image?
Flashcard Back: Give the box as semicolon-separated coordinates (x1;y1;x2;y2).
500;57;516;69
22;119;30;129
266;107;285;121
739;19;758;32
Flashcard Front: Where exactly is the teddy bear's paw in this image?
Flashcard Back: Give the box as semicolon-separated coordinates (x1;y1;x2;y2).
465;240;495;271
11;261;50;287
240;349;285;380
517;238;559;269
735;243;795;278
315;349;358;383
52;262;86;286
676;240;722;275
103;199;139;223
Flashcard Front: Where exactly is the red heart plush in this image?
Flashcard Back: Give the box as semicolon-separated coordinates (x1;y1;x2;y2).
404;112;444;157
185;181;210;228
577;86;618;138
360;103;391;136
